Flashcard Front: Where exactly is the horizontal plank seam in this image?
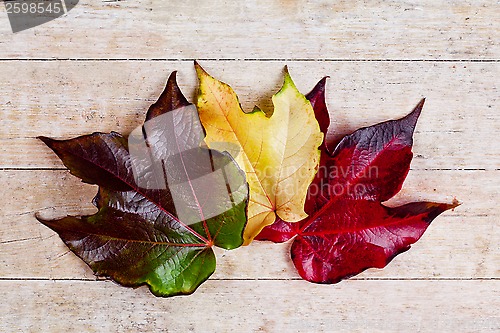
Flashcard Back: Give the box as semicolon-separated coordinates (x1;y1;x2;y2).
0;277;497;282
0;58;498;62
1;168;496;171
0;168;67;171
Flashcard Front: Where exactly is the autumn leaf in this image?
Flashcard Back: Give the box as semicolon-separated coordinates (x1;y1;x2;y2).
257;80;459;283
195;63;323;244
37;72;249;297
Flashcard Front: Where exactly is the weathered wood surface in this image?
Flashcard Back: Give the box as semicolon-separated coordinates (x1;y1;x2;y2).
1;61;498;170
0;0;498;332
0;0;498;60
1;169;497;280
1;280;498;332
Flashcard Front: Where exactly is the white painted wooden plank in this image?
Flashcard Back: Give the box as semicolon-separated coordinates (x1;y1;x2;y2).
1;61;498;169
0;280;498;332
2;169;490;220
1;169;497;279
1;214;498;280
0;0;497;60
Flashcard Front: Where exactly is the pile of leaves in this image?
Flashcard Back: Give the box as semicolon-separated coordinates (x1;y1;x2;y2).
37;63;458;297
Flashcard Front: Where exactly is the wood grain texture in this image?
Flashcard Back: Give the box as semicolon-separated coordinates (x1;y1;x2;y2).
0;280;498;332
0;0;498;332
1;61;498;170
1;169;496;280
0;0;498;60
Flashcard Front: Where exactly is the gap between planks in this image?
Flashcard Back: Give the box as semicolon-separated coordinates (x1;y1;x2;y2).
0;59;498;62
0;277;498;282
0;167;494;171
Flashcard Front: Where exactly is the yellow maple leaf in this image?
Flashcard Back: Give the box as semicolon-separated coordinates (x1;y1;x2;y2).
195;63;323;244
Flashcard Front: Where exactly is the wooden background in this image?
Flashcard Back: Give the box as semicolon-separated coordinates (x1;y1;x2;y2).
1;1;498;332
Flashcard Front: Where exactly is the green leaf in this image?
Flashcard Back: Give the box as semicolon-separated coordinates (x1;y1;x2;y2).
37;72;248;297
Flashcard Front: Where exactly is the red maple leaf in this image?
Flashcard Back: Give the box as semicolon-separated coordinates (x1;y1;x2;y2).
256;79;459;283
